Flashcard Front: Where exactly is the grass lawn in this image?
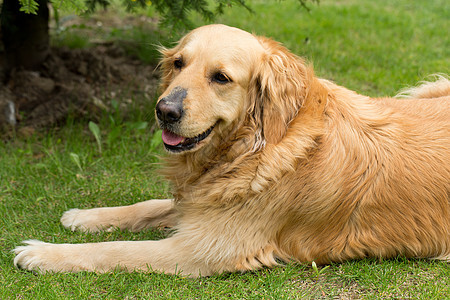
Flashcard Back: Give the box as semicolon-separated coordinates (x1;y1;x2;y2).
1;0;449;298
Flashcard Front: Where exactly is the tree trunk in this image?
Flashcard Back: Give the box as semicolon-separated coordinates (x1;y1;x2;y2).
1;0;50;71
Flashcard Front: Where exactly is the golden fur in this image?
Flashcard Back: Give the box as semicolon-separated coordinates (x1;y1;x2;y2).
14;25;449;276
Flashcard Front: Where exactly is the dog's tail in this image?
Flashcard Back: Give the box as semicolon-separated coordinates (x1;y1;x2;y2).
396;74;450;99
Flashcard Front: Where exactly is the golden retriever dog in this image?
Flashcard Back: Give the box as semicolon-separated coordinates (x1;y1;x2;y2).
14;24;449;276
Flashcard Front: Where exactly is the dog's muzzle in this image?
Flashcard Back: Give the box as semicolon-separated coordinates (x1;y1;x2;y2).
156;87;216;153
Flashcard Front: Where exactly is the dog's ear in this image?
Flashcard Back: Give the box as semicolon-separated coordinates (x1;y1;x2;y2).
248;37;325;145
157;46;178;92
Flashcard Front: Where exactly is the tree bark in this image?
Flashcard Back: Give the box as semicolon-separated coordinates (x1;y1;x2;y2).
1;0;50;71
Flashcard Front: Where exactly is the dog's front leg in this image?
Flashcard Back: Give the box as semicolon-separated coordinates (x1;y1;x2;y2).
61;199;176;232
14;236;210;276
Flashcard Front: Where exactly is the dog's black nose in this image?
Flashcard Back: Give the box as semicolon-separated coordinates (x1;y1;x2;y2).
156;99;183;123
156;87;186;124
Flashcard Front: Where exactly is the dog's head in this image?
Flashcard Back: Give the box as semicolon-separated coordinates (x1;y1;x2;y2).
157;24;325;153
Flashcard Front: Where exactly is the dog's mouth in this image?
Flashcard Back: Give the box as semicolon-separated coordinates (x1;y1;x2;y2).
161;124;216;153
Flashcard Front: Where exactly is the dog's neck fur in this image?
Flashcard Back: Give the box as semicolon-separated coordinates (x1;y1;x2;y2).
161;117;258;203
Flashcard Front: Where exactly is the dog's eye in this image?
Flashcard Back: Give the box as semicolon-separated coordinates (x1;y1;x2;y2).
174;58;183;69
213;72;231;84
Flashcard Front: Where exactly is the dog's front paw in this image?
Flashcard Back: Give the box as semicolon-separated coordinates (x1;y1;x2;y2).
14;240;60;272
61;208;115;232
14;240;93;273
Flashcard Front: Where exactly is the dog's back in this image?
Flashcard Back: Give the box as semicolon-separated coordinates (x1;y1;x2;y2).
281;76;450;264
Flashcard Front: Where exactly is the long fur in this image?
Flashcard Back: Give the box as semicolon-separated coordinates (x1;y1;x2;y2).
14;24;449;276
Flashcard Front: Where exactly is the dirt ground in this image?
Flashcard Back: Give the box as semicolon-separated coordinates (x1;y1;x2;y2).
0;13;161;137
0;43;159;136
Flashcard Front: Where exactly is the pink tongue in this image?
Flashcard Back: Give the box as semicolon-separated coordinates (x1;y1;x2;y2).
162;130;185;146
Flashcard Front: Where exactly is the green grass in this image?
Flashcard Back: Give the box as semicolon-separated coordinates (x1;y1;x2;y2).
1;0;449;298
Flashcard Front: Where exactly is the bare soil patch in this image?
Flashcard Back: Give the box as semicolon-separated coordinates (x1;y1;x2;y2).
0;41;158;135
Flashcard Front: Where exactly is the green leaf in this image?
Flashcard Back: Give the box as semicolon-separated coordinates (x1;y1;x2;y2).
311;261;319;275
18;0;39;14
69;152;83;172
150;130;163;150
88;121;102;154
